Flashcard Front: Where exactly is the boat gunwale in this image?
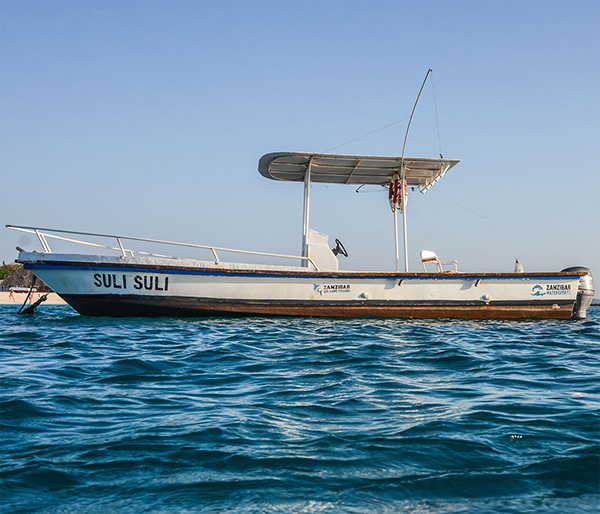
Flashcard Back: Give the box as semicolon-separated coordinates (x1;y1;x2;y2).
20;258;589;280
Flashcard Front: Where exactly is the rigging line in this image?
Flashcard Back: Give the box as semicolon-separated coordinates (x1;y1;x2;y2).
431;187;488;219
324;116;410;153
355;184;388;193
431;73;443;158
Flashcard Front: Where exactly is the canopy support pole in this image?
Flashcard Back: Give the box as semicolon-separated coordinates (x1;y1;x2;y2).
401;164;409;272
301;159;312;267
393;208;400;272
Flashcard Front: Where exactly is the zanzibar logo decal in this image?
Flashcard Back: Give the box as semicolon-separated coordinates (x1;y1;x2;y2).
545;284;572;296
530;284;572;297
313;283;351;296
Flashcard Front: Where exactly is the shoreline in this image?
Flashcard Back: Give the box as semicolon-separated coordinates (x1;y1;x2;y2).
0;292;67;305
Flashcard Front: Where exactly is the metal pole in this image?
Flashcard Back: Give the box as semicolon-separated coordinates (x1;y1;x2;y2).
401;165;409;272
301;159;312;267
116;236;127;258
393;208;400;272
34;229;51;253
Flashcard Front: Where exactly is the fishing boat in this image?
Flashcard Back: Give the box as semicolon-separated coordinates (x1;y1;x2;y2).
6;152;595;319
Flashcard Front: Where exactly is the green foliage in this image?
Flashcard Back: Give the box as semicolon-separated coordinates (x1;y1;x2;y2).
0;263;21;280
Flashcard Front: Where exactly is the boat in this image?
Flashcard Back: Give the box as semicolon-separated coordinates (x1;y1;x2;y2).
6;152;595;319
8;287;37;294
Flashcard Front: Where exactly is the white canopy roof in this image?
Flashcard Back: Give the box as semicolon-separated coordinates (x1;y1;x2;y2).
258;152;460;191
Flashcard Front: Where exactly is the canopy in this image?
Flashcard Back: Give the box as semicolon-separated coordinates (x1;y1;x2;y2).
258;152;460;191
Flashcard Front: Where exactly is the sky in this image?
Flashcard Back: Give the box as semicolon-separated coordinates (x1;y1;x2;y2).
1;0;599;276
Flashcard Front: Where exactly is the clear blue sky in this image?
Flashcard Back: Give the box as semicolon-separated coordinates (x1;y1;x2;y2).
1;1;598;275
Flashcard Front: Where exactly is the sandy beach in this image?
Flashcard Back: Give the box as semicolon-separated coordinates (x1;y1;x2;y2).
0;292;67;305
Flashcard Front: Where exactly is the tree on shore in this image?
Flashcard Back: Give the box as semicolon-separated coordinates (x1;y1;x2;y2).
0;263;21;280
0;264;50;291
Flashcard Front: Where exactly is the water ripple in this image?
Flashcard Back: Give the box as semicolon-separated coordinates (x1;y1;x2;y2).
1;305;598;513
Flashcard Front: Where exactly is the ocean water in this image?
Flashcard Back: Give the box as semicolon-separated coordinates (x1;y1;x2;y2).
1;305;599;514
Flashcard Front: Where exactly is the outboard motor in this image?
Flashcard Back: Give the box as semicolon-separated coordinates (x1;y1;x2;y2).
562;266;595;319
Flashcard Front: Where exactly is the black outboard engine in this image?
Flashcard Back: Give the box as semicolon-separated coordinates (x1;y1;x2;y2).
561;267;595;319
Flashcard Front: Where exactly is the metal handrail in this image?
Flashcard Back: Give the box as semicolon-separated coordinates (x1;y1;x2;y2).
6;225;319;270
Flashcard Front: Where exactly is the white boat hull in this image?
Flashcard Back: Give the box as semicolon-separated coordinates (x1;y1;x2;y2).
18;253;590;319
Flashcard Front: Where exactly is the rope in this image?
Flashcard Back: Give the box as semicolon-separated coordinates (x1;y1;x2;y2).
324;116;410;153
431;187;487;219
18;276;37;314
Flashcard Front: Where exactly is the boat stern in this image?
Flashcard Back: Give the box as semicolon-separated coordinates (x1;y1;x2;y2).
562;267;595;319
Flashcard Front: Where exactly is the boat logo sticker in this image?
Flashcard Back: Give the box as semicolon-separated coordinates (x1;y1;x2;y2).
313;283;351;296
530;284;572;297
530;285;546;297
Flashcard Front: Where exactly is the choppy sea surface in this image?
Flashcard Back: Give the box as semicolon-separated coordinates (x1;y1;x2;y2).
1;305;599;514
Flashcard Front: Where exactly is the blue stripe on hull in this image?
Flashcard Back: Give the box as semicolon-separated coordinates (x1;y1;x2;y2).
23;262;582;282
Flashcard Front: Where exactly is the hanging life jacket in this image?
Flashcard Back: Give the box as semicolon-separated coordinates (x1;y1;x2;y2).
388;174;408;212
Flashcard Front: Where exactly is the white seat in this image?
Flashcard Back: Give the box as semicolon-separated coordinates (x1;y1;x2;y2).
420;250;458;273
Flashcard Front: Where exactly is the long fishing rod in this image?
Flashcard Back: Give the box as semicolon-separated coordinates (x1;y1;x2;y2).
401;68;432;162
398;68;433;272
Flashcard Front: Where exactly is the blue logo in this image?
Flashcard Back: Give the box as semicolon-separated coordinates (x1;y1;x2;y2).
530;285;546;297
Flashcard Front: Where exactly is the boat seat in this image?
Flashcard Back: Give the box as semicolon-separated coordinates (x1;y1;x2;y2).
420;250;458;273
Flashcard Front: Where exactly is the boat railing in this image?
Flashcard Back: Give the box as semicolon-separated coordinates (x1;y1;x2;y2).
6;225;319;270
